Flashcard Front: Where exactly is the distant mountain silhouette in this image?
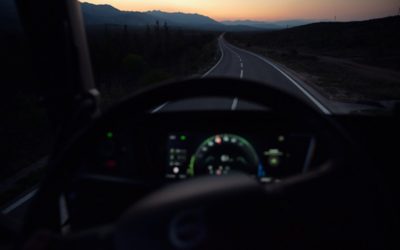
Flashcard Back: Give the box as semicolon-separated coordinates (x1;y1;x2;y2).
81;2;227;30
273;20;317;28
3;1;395;34
222;20;281;30
81;3;158;26
80;2;274;31
222;19;319;29
0;0;336;32
145;10;222;28
0;0;271;31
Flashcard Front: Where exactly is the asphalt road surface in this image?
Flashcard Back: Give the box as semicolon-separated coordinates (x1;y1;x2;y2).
156;34;331;114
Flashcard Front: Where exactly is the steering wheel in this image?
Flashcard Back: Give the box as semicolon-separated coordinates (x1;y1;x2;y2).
20;78;376;250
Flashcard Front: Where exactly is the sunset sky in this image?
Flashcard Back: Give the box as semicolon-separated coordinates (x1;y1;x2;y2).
84;0;399;21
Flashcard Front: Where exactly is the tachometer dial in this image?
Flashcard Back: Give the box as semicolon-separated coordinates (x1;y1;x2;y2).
188;134;259;177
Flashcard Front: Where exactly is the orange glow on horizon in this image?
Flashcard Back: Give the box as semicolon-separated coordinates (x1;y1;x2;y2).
83;0;399;22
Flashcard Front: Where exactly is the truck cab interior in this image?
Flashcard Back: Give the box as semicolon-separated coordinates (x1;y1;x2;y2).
1;0;399;249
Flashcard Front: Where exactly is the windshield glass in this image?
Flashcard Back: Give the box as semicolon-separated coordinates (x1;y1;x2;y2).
0;0;398;226
81;0;400;114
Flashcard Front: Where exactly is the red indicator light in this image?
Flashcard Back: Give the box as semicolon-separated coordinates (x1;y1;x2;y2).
105;160;117;170
215;136;222;144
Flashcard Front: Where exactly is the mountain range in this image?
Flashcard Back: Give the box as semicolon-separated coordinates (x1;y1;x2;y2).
0;1;320;31
221;20;316;29
81;2;227;30
80;2;293;31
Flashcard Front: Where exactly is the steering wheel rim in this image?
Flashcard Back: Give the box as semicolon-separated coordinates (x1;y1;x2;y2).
20;77;356;249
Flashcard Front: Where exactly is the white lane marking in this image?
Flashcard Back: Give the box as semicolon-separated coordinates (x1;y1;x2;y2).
231;98;239;110
227;43;331;115
151;102;169;113
202;34;225;78
152;33;226;113
222;39;245;80
2;188;37;214
221;38;241;112
224;42;241;60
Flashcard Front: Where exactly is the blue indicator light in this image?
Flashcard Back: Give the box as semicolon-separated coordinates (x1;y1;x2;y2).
258;163;266;177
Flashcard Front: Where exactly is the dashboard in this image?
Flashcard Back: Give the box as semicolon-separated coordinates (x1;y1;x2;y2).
165;132;315;182
66;111;330;228
75;112;325;185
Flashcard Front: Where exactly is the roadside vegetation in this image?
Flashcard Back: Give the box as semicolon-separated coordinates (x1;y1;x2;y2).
87;23;219;108
226;16;400;103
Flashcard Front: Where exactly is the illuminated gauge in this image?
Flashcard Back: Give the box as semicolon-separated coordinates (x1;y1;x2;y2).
188;134;260;177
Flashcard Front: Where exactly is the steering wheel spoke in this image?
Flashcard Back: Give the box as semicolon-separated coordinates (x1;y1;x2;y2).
115;173;269;250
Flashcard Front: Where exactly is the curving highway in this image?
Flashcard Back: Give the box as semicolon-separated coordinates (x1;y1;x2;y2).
154;35;332;114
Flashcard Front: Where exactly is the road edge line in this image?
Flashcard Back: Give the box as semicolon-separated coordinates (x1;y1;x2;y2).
154;34;225;113
226;43;332;115
202;34;225;78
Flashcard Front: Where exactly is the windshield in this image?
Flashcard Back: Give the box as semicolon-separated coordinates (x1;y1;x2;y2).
0;0;398;225
80;0;400;114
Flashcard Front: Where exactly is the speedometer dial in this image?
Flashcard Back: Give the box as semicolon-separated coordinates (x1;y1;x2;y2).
188;134;260;177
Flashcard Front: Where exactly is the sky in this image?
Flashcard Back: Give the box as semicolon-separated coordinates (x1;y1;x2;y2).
84;0;400;21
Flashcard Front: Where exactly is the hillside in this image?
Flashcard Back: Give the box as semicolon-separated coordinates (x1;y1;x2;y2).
227;16;400;102
222;19;314;29
222;20;281;30
146;10;223;29
228;16;400;70
81;3;156;26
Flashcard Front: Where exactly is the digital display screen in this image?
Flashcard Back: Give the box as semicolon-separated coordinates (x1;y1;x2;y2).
166;133;314;182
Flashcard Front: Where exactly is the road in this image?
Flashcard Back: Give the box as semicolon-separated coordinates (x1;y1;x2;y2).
155;35;331;114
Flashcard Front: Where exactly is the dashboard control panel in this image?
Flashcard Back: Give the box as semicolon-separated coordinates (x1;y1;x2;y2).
166;133;315;182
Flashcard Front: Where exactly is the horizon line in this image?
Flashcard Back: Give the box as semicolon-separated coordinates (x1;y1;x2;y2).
81;2;398;23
